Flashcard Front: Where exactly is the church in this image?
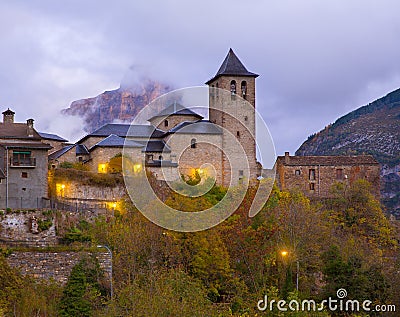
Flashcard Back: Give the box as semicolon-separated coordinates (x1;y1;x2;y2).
50;49;261;187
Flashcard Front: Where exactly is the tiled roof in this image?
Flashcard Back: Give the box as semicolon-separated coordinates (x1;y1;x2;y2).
91;134;143;150
79;123;164;142
148;102;203;121
0;141;52;150
167;120;223;135
38;132;68;142
142;140;171;153
206;48;259;84
0;123;41;139
276;155;379;166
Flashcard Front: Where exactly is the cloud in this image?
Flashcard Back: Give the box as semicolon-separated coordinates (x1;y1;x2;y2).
1;0;400;155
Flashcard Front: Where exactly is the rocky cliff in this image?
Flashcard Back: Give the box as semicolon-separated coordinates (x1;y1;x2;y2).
297;88;400;217
62;79;172;133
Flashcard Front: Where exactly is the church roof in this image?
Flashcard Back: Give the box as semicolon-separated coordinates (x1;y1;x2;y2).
91;134;144;149
78;123;164;143
148;102;203;121
206;48;258;84
167;120;223;135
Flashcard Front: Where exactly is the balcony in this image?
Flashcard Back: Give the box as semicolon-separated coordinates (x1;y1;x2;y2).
10;157;36;168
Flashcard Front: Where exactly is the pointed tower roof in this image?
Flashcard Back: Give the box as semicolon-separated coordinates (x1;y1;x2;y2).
206;48;258;84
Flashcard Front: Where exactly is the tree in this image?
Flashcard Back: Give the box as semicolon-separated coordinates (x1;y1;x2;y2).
59;255;106;317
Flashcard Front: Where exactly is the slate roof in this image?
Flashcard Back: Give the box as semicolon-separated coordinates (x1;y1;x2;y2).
206;48;259;84
167;120;223;135
38;132;68;142
91;134;143;150
0;123;41;140
142;140;171;153
48;144;89;160
78;124;164;143
48;145;74;160
2;108;15;115
148;102;203;121
76;144;89;155
276;155;379;166
145;160;178;167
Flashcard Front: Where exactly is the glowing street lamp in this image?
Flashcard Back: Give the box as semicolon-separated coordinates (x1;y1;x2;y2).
280;250;299;291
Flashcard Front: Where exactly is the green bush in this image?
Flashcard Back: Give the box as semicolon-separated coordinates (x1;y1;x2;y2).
37;218;53;232
59;162;74;169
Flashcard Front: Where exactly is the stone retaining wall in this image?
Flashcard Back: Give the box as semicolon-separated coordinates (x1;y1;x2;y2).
7;251;112;285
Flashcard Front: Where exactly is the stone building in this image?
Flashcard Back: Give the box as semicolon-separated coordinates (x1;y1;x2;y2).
54;49;262;186
0;109;52;208
275;152;380;198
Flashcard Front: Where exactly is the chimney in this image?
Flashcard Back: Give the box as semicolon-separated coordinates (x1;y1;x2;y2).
2;108;15;124
27;118;34;137
284;151;290;164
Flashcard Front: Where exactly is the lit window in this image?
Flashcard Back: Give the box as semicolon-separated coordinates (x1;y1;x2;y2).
295;170;301;176
309;169;316;180
98;163;107;173
191;138;197;148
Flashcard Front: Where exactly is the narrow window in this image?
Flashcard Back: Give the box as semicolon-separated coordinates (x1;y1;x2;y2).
309;183;315;191
78;156;83;162
216;82;219;97
146;154;154;162
230;80;236;95
309;169;316;180
159;155;163;161
21;172;28;178
295;170;301;176
244;116;248;122
191;138;197;148
336;168;343;180
236;131;240;138
241;81;247;98
239;170;244;177
164;120;169;127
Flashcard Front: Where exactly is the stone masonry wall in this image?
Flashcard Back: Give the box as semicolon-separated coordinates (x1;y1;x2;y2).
7;251;112;285
276;163;381;198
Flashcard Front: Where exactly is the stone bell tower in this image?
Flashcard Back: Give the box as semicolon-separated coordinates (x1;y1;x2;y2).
206;48;259;186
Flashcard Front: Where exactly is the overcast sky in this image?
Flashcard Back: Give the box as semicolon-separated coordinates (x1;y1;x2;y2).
1;0;400;156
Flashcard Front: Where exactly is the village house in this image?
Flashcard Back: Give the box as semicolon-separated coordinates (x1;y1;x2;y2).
275;152;380;198
0;109;52;209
